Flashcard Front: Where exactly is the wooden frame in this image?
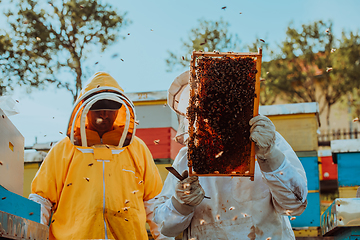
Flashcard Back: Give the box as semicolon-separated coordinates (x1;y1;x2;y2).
188;49;262;181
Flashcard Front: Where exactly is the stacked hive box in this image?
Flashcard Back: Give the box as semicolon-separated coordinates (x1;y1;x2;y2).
260;102;321;235
0;108;48;239
331;139;360;198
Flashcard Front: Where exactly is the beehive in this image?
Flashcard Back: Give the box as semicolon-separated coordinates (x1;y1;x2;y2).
187;49;262;179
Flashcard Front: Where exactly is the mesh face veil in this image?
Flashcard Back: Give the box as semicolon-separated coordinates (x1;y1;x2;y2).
66;72;137;148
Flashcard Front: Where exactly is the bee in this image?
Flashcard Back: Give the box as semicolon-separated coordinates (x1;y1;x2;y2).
216;214;220;220
88;163;93;166
285;210;293;216
84;177;90;182
124;218;129;221
229;206;235;211
67;183;72;187
59;131;63;134
29;212;34;215
2;197;6;200
125;200;130;204
232;216;238;221
154;139;160;145
131;190;139;194
326;67;333;72
79;5;84;9
221;6;227;10
290;216;296;220
199;219;206;225
52;219;55;223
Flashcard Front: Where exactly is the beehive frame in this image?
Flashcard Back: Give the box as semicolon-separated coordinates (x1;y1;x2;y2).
188;49;262;181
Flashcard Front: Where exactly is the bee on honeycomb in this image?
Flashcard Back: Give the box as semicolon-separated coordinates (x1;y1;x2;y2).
188;55;257;175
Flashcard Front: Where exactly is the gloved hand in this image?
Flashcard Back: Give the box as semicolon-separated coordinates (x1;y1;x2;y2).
171;170;205;215
249;115;285;172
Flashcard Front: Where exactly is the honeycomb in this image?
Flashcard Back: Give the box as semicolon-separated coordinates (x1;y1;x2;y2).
188;54;258;175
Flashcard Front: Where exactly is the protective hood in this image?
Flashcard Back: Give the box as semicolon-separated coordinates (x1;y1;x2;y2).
168;71;191;145
168;70;191;116
66;72;136;147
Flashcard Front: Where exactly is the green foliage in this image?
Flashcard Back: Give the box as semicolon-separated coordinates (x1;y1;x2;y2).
337;32;360;119
248;39;279;105
263;20;360;125
165;18;241;72
0;0;130;102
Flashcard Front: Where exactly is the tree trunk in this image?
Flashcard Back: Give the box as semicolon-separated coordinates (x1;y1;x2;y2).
326;103;331;127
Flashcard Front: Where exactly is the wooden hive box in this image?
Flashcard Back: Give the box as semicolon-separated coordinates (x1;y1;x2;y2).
331;139;360;198
187;49;262;180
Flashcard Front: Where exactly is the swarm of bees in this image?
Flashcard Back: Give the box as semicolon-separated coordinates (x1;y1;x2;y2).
187;55;257;174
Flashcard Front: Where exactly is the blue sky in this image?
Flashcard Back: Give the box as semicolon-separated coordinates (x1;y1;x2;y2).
5;0;360;146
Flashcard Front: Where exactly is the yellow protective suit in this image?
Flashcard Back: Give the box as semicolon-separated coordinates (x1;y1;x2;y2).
31;72;164;239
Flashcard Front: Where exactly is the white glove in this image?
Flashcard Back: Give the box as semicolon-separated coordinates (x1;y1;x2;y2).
249;115;285;172
172;170;205;215
28;193;52;226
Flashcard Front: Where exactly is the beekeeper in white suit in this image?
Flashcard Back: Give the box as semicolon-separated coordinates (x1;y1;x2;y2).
153;71;308;240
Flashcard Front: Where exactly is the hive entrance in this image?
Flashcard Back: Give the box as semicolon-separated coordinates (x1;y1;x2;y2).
187;50;262;180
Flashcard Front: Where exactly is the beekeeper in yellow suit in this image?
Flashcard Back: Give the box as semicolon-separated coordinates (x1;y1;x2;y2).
29;72;173;240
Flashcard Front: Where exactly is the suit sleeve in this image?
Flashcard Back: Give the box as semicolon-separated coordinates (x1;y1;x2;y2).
261;132;308;216
153;147;195;237
136;138;174;239
31;138;75;210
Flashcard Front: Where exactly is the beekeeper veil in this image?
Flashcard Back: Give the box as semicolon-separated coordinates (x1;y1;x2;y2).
168;71;191;145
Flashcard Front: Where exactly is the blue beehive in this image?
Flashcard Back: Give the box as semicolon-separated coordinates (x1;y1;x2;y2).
290;155;320;227
331;139;360;198
331;139;360;187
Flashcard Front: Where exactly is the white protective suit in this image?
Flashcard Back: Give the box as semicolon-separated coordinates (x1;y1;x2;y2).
153;71;308;240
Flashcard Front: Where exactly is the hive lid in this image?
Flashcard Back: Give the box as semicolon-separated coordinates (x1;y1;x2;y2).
331;139;360;153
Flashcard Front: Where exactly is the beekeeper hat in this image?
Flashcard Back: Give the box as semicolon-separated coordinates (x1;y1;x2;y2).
89;99;122;111
167;70;190;116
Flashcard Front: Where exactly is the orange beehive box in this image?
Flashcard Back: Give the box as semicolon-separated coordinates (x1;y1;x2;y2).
188;49;262;180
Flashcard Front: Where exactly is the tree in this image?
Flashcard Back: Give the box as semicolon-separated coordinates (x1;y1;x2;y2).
165;18;241;72
248;39;279;105
336;32;360;120
0;0;130;102
263;20;360;126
